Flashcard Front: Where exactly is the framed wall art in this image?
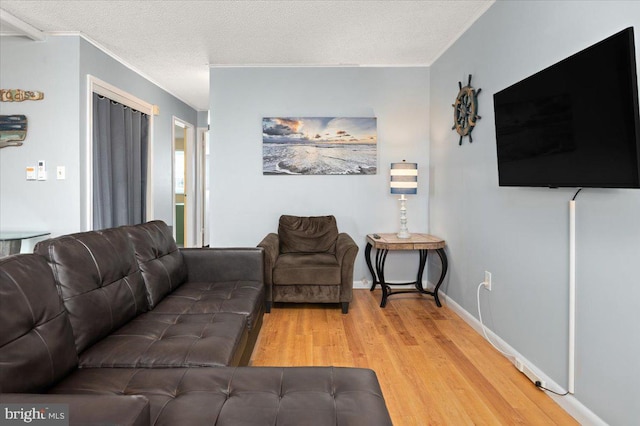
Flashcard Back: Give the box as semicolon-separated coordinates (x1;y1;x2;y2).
262;117;377;175
0;115;28;148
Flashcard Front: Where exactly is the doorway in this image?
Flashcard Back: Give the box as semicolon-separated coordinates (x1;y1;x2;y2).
172;117;195;247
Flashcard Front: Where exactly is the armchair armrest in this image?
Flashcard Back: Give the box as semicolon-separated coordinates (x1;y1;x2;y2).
336;233;359;303
180;247;264;283
0;393;150;426
336;233;358;265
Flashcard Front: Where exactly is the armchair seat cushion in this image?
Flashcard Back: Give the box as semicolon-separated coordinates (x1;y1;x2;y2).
273;253;341;285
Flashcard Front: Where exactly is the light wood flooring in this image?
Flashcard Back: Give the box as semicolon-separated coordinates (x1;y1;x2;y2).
250;289;577;425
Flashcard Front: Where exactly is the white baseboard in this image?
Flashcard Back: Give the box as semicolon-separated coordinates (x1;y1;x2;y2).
353;280;369;289
439;291;607;426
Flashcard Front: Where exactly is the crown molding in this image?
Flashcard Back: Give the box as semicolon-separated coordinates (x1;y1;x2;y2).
209;64;430;69
46;31;201;111
0;9;46;41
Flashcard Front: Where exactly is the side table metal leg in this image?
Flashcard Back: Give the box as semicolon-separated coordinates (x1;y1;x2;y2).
365;243;377;291
380;285;389;307
415;249;428;291
433;248;449;307
377;249;389;307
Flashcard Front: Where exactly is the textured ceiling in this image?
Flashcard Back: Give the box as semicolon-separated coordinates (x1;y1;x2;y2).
0;1;494;110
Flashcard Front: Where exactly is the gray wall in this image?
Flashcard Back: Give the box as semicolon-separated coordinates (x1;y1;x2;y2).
0;36;81;239
197;110;209;128
429;1;640;424
0;35;198;240
209;67;430;281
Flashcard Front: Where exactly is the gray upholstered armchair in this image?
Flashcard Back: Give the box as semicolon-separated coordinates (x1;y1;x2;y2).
258;215;359;314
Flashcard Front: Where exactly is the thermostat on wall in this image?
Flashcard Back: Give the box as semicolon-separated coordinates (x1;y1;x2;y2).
37;160;46;180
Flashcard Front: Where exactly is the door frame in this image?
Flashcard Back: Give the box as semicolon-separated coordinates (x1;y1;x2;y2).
172;116;196;247
196;127;210;247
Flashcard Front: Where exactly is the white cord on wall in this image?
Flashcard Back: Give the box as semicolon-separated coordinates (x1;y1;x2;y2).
476;282;515;360
477;276;570;397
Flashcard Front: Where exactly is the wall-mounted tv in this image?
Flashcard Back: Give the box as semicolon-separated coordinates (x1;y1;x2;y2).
493;27;640;188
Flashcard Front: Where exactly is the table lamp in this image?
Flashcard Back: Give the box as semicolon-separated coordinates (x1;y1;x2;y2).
390;161;417;238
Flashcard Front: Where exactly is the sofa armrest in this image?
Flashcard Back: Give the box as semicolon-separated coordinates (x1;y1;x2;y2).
0;393;150;426
336;233;359;302
257;233;279;287
257;233;279;309
180;248;264;283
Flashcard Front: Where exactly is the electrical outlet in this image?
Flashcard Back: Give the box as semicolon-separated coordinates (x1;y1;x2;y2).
484;271;492;290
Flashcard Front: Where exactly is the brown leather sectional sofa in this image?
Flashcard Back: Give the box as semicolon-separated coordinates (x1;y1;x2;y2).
0;221;392;425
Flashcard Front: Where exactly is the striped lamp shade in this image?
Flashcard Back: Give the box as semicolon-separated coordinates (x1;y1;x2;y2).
390;161;418;195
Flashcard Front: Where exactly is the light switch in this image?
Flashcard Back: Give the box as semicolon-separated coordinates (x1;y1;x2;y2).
56;166;66;180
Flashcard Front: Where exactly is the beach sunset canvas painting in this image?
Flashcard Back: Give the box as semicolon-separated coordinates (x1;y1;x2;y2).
263;117;377;175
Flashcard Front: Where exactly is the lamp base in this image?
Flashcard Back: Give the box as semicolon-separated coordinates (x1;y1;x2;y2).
397;194;410;239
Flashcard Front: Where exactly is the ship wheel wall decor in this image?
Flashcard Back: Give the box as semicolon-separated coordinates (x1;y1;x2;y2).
452;74;481;145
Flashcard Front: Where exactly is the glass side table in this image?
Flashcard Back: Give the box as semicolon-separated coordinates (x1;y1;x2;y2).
0;231;51;257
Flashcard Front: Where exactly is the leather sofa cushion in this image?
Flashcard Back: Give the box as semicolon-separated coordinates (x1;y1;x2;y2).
1;394;150;426
152;280;264;331
78;312;248;368
51;367;392;426
0;255;78;393
273;253;341;285
35;228;148;354
124;220;187;308
278;215;338;254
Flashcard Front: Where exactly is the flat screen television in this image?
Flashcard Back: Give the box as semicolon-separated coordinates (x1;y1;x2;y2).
493;27;640;188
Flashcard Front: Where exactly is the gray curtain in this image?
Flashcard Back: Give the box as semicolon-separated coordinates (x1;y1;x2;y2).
93;93;149;229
